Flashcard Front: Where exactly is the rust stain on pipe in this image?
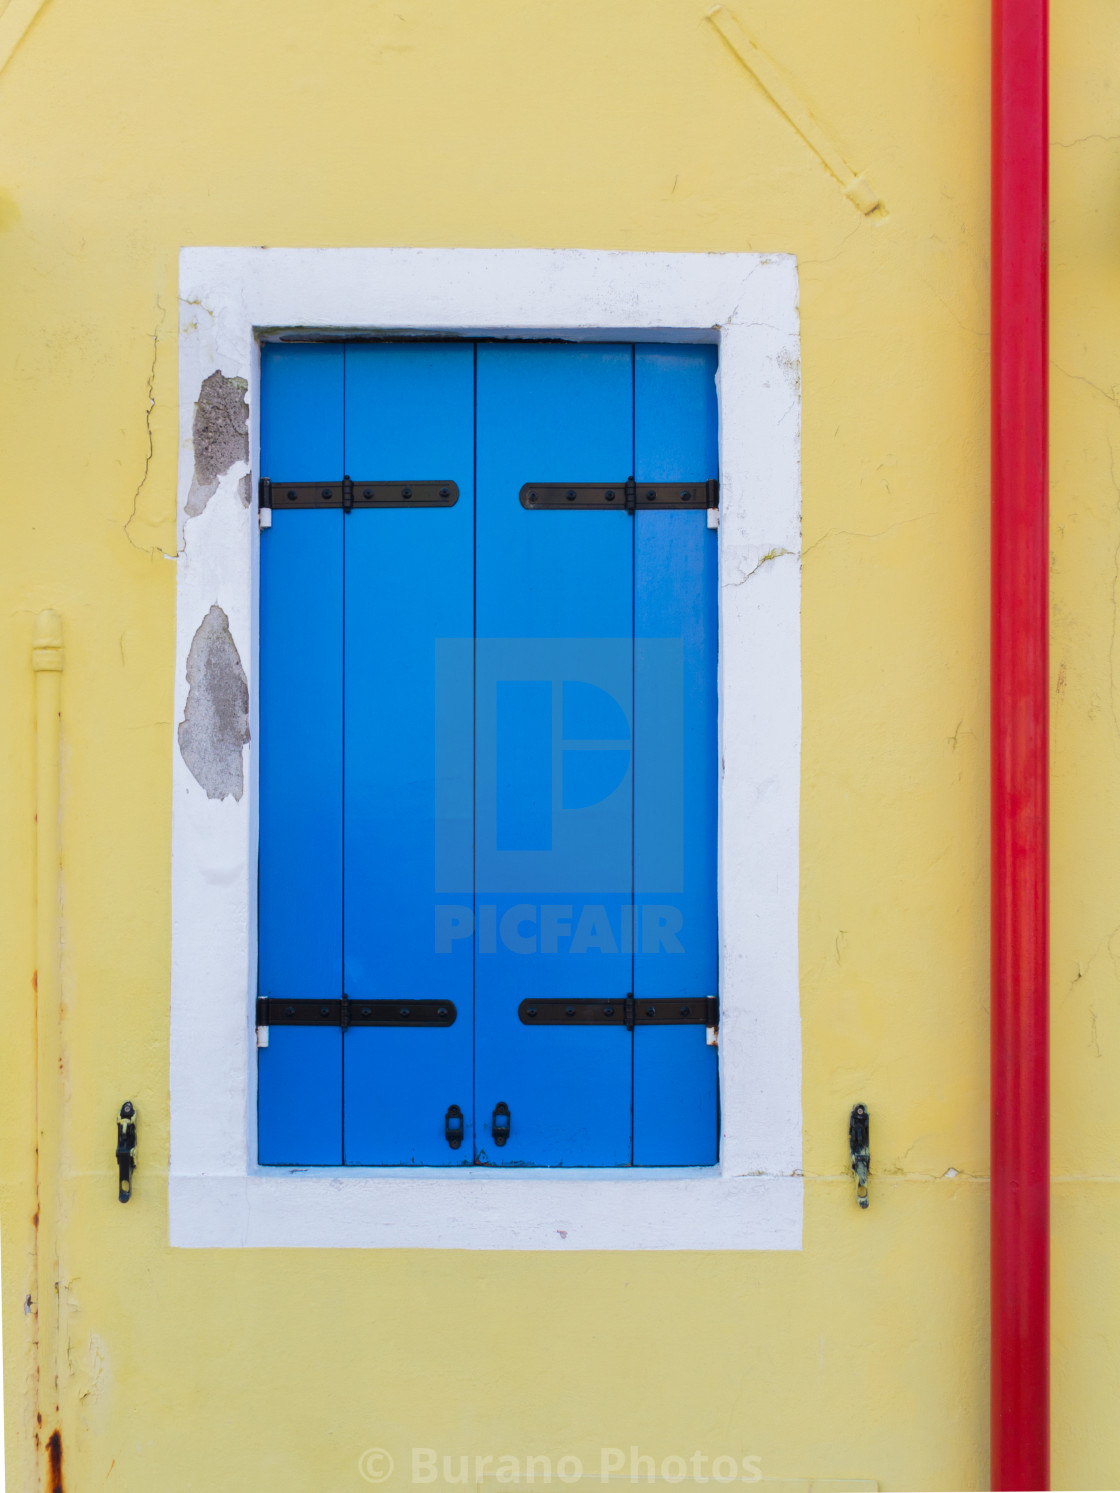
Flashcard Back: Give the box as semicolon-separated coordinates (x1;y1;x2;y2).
46;1428;64;1491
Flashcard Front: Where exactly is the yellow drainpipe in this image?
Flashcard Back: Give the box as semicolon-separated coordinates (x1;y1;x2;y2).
32;609;64;1493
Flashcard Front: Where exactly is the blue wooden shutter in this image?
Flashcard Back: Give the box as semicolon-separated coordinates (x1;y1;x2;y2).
258;344;345;1164
342;343;475;1164
257;340;718;1168
475;343;635;1165
633;345;719;1164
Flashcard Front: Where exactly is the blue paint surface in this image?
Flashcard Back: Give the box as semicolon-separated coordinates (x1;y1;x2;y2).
257;341;718;1167
342;344;475;1164
633;345;720;1164
475;344;634;1165
496;681;553;852
258;344;345;1164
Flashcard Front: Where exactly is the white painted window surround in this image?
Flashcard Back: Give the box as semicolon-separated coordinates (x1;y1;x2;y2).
171;247;802;1250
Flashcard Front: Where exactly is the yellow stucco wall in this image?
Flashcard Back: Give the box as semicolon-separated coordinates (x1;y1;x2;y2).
0;1;1115;1488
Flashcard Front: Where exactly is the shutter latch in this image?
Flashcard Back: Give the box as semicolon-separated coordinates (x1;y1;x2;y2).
849;1103;870;1209
444;1104;465;1150
116;1101;137;1203
491;1102;511;1147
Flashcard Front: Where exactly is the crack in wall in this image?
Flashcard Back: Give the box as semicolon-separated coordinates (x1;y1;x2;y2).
802;511;933;557
724;546;795;586
1054;133;1120;148
123;296;168;556
1065;921;1120;1056
1053;359;1120;410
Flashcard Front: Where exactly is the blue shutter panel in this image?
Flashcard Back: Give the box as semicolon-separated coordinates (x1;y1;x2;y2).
258;344;345;1164
474;344;634;1165
342;344;476;1164
633;345;720;1165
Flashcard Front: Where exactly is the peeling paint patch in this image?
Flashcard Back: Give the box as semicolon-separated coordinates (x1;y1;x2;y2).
237;472;252;507
186;371;249;517
76;1331;108;1409
178;605;250;800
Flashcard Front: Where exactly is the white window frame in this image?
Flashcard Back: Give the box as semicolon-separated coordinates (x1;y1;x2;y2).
171;247;802;1249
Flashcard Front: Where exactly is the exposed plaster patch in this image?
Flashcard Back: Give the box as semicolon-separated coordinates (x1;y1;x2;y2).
237;472;252;508
186;371;249;517
178;606;249;801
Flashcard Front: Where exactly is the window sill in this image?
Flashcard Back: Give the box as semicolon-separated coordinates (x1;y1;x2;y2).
169;1170;803;1250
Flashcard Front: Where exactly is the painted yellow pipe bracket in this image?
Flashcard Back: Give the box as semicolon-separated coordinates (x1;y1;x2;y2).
0;0;52;77
706;5;885;216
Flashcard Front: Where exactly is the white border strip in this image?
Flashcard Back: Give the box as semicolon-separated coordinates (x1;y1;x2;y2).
171;248;802;1249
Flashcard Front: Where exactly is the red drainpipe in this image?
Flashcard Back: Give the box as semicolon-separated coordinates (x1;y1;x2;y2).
991;0;1049;1486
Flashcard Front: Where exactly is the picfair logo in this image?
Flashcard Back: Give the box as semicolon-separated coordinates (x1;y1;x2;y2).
434;638;684;898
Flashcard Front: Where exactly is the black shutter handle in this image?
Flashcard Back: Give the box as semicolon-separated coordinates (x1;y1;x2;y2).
444;1104;464;1150
491;1102;511;1147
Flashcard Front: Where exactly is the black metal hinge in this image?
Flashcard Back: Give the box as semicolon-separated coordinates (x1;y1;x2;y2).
518;994;718;1028
259;477;458;511
520;477;718;512
256;996;457;1028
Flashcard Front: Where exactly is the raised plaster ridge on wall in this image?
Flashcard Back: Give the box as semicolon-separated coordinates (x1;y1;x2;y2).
171;247;803;1250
